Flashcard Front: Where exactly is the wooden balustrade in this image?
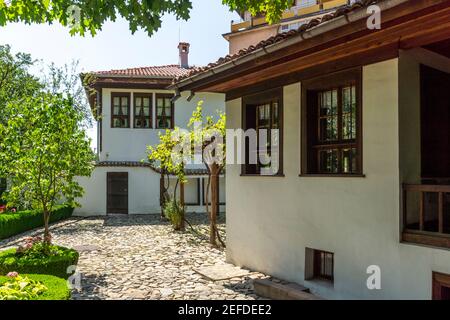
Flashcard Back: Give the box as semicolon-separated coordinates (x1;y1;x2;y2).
402;184;450;249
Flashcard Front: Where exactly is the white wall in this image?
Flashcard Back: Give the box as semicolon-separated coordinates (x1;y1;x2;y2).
75;89;225;215
225;58;450;299
99;88;225;165
74;166;160;216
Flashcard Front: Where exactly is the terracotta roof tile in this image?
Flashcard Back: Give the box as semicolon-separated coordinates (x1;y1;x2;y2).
174;0;378;83
94;65;192;79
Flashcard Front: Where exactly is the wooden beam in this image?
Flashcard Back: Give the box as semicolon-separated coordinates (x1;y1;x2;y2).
438;192;444;234
225;43;398;101
419;192;425;231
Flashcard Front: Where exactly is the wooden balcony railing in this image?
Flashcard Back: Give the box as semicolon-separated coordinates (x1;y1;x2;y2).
402;184;450;249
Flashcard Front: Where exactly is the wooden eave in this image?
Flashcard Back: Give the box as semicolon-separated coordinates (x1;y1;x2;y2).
92;76;173;90
174;0;450;97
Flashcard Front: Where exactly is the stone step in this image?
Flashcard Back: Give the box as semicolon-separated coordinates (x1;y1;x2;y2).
253;279;322;300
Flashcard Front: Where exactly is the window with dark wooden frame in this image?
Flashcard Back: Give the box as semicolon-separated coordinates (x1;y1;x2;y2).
302;68;362;175
134;93;152;129
156;94;174;129
111;93;130;128
313;250;334;281
242;88;283;176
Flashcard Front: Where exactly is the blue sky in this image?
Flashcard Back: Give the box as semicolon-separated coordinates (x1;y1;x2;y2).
0;1;239;73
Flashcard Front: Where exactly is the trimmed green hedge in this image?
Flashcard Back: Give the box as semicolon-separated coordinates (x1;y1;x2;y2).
0;274;71;300
0;205;74;239
0;246;79;279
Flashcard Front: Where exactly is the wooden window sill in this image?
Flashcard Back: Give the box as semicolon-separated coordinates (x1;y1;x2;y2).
402;230;450;251
240;173;285;177
299;173;366;178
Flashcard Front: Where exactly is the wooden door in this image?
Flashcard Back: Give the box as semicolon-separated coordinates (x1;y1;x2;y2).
432;272;450;300
107;172;128;214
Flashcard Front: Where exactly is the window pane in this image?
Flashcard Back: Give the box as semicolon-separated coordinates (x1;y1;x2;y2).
113;118;121;128
122;106;128;115
157;106;163;116
342;148;357;173
123;118;128;127
342;113;356;140
319;149;338;173
113;97;120;107
113;106;120;115
135;98;142;107
157;98;164;108
121;97;128;107
273;102;279;125
320;90;337;116
143;106;150;116
342;85;356;140
144;119;150;128
143;98;150;107
165;98;171;107
165;106;171;116
135;119;142;128
320;116;338;141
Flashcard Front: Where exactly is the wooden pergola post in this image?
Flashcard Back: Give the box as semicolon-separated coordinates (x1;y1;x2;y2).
180;178;185;231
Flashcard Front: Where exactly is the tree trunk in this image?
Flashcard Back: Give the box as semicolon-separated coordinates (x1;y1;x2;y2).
43;209;51;245
210;170;218;247
160;173;165;219
179;180;185;231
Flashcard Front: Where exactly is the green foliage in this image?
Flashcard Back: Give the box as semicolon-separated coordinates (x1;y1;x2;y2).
0;205;73;240
0;45;42;122
224;0;292;24
43;60;94;127
0;274;47;300
187;101;226;166
0;0;193;36
147;127;188;183
0;93;95;232
0;245;79;279
0;1;287;36
163;198;185;230
0;274;70;300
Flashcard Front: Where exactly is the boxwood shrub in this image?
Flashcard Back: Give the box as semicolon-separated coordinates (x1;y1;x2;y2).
0;205;74;240
0;246;79;279
0;274;71;300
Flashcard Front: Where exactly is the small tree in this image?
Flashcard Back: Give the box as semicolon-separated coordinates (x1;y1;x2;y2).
0;92;95;244
147;128;187;230
187;102;226;247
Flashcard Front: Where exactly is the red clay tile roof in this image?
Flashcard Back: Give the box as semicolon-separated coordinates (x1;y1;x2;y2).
174;0;379;83
95;64;192;79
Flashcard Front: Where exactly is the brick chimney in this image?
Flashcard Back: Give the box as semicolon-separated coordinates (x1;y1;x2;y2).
178;42;190;68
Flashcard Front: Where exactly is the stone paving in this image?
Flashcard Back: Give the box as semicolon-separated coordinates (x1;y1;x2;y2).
0;214;271;300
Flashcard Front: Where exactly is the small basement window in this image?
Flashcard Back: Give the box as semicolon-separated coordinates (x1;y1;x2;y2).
305;248;334;283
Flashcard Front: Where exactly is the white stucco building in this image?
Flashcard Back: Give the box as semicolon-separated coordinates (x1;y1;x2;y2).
172;1;450;300
75;43;225;216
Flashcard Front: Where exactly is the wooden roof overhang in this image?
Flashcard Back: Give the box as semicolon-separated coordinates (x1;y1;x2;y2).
81;75;174;119
171;0;450;100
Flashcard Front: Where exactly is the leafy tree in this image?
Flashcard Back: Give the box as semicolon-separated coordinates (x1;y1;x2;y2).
0;92;95;244
147;127;188;230
0;1;289;36
0;45;42;120
187;102;226;247
43;60;94;127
